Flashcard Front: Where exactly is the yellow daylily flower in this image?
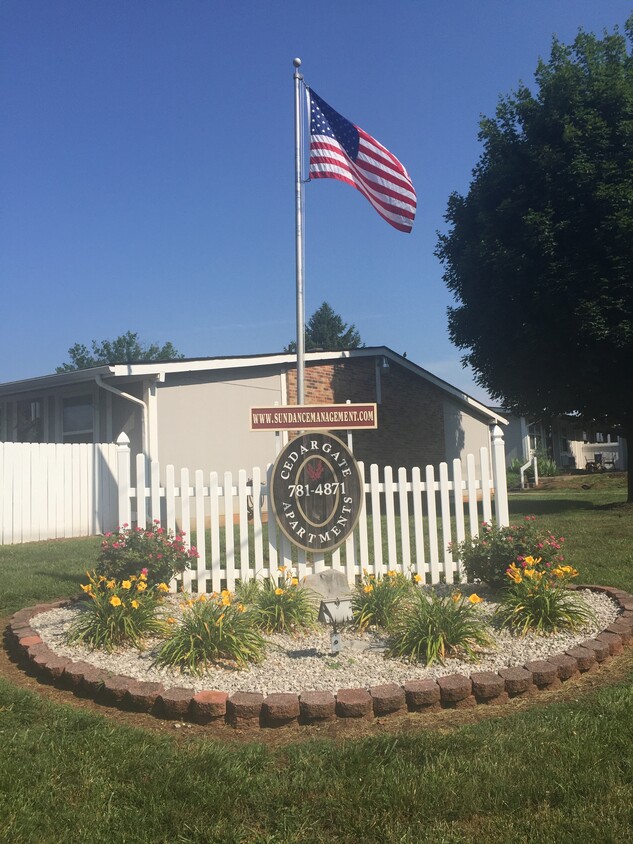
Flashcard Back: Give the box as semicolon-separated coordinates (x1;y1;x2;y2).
109;596;122;607
274;588;284;596
136;581;147;592
363;584;374;593
122;580;132;590
506;564;523;584
468;593;484;604
106;580;116;589
80;583;93;593
291;577;299;586
131;599;140;609
157;582;170;592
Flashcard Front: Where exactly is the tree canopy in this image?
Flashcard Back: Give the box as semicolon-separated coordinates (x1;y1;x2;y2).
56;331;184;372
285;302;364;353
436;18;633;499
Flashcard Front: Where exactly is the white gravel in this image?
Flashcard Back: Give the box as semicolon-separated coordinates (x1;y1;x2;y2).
31;590;620;697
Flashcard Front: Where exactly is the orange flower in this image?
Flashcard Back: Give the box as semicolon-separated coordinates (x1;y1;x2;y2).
468;593;483;604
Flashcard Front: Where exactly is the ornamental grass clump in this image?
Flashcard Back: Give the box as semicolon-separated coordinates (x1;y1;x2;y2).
253;568;317;634
387;590;493;666
97;521;198;586
494;560;596;636
155;592;265;673
351;569;415;631
67;571;170;652
449;516;566;589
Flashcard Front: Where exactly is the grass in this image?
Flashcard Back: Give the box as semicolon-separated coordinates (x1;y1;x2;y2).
0;477;632;842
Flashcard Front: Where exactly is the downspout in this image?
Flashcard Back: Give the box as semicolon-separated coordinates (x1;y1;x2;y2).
95;374;151;457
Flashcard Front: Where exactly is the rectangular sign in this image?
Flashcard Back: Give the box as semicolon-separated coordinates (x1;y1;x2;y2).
250;403;378;431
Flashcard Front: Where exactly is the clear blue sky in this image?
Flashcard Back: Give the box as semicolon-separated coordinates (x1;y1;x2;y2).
2;0;631;401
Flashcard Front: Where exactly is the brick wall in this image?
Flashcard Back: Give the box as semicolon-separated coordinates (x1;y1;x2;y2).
285;356;447;470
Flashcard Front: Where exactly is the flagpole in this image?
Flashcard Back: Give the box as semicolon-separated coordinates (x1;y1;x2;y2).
293;57;305;405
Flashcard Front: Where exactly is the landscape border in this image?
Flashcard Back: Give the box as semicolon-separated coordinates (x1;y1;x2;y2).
6;585;633;730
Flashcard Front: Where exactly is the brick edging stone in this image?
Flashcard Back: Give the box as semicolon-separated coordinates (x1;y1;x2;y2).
6;585;633;730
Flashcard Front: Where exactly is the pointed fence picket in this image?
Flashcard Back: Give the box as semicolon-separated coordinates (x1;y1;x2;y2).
117;430;509;592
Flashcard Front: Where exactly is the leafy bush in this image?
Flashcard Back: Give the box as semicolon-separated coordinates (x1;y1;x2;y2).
67;571;169;651
387;590;493;666
449;516;566;589
351;569;414;631
495;562;595;635
98;522;198;586
155;592;265;673
530;447;558;477
253;568;317;633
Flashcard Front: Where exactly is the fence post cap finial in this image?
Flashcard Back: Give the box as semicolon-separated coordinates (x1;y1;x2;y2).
491;424;505;440
116;432;130;446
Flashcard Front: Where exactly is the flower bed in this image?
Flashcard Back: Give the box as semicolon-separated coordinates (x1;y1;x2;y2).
8;584;633;729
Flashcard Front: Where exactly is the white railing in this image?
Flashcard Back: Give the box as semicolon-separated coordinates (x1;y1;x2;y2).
0;441;119;544
117;428;509;590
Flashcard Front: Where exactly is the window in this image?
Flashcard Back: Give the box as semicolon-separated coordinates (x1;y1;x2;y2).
62;395;94;443
17;399;42;442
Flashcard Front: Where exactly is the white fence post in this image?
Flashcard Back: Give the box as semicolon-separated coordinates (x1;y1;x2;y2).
116;432;131;529
490;424;510;527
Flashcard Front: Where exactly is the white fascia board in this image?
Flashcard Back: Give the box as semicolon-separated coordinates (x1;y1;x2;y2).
0;365;115;397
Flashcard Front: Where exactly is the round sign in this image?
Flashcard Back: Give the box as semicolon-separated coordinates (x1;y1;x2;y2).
270;432;364;552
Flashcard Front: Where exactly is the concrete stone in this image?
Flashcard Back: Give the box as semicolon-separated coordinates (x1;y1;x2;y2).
125;681;165;712
547;653;581;681
157;687;196;720
471;671;505;701
579;638;610;662
369;683;406;716
227;692;264;727
299;691;336;722
403;679;441;710
191;690;229;723
60;660;97;691
605;622;632;644
523;660;560;688
335;688;373;719
437;673;472;704
498;667;534;696
262;693;300;727
595;631;624;655
565;646;597;672
303;570;352;603
99;675;136;706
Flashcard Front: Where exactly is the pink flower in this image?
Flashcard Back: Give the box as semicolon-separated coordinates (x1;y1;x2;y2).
122;523;129;528
141;567;148;575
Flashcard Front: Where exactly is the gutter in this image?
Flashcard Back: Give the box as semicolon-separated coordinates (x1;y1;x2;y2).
94;374;150;456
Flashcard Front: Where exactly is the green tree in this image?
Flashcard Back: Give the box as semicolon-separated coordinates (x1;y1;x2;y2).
56;331;184;372
436;19;633;501
285;302;363;352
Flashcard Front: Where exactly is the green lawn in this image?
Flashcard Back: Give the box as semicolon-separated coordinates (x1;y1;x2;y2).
0;478;632;843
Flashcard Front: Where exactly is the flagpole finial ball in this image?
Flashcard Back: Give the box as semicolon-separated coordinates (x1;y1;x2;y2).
293;57;302;68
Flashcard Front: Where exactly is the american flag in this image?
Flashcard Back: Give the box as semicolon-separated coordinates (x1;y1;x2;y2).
307;88;416;233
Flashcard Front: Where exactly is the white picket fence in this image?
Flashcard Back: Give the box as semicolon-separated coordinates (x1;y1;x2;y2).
117;429;509;590
0;442;119;544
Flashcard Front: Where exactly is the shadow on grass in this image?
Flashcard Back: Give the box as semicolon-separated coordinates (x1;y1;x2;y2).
509;498;597;516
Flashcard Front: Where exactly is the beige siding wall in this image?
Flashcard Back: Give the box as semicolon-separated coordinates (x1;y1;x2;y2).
156;370;282;477
442;399;492;474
